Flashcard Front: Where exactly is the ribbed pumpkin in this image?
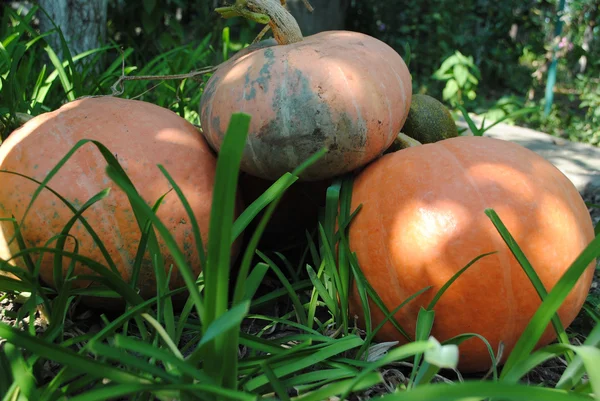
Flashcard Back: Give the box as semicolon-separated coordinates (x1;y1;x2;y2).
0;97;241;300
200;0;412;181
348;135;595;373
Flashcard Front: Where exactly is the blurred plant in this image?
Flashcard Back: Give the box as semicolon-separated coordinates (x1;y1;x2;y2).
432;51;481;107
571;73;600;145
0;4;120;141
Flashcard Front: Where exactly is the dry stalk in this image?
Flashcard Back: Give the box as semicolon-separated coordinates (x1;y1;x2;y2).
109;0;314;96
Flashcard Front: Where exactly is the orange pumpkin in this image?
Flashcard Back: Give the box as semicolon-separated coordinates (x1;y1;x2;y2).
200;0;412;181
348;135;595;373
0;97;242;300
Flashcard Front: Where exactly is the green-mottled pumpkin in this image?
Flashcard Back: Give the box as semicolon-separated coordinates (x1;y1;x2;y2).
200;0;412;181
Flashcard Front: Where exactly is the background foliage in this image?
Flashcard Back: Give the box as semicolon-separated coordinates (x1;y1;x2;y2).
1;0;599;144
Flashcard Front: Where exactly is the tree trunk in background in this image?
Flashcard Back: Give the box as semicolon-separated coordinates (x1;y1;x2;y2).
286;0;349;36
38;0;108;59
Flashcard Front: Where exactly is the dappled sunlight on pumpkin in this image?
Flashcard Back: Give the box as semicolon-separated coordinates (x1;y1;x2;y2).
348;135;596;373
200;29;412;181
155;128;209;150
0;97;236;302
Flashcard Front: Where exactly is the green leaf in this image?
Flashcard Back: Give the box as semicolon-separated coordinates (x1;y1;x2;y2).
442;79;459;100
340;340;436;400
433;54;460;78
557;322;600;390
426;251;496;310
141;11;158;34
0;43;10;75
453;64;469;87
143;0;157;13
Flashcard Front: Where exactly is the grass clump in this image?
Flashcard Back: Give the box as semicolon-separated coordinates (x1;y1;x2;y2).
0;112;599;400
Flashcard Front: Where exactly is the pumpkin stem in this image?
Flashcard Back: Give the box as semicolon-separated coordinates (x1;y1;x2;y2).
215;0;304;45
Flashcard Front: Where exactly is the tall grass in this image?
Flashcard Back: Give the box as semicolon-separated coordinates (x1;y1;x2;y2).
1;110;598;399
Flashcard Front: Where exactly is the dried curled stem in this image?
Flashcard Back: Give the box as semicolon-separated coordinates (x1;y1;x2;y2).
216;0;309;45
110;66;218;96
109;47;220;96
108;0;314;96
250;0;313;44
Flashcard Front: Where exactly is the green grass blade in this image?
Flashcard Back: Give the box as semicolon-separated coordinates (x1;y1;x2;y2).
66;383;257;401
306;264;338;316
51;188;113;288
3;343;38;400
244;335;363;391
110;334;210;382
0;170;119;275
231;172;298;243
293;372;382;401
426;251;496;310
557;322;600;389
196;113;250;391
499;219;600;378
357;285;432;359
340;341;435;400
486;209;572;358
244;263;269;301
257;250;308;325
377;381;592;401
196;300;250;350
104;164;205;316
203;111;250;322
157;164;207;271
86;342;181;384
232;147;327;306
458;105;483;136
140;313;183;359
0;323;150;384
442;333;499;379
2;246;143;305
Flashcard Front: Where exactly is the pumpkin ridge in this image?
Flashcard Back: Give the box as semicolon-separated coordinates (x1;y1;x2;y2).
437;140;518;347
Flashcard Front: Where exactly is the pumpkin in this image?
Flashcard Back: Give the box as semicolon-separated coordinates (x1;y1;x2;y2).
200;0;412;181
348;135;595;373
0;97;242;300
